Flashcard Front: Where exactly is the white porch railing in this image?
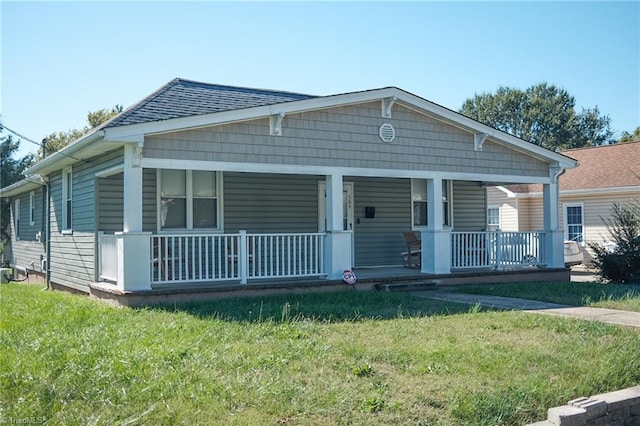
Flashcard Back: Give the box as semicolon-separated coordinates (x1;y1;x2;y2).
451;231;546;270
149;231;326;284
97;232;118;282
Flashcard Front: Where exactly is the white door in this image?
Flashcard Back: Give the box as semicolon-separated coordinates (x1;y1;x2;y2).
318;182;354;264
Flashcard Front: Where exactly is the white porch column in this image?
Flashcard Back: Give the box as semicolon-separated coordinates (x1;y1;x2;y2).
421;178;451;274
323;173;352;279
116;231;151;291
543;178;564;268
123;144;143;232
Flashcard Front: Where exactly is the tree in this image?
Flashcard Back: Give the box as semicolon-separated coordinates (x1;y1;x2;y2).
40;105;123;158
618;126;640;143
589;201;640;284
460;83;614;151
1;135;35;248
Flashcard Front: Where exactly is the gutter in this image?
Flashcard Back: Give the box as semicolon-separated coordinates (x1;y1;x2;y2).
27;130;105;175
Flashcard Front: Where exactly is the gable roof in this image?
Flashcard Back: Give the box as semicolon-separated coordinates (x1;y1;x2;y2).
507;141;640;194
101;78;316;128
21;78;577;177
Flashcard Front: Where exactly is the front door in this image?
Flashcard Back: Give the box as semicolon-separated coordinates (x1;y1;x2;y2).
318;182;354;265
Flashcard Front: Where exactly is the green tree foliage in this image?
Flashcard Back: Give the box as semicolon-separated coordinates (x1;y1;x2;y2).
460;83;614;151
1;135;35;245
618;126;640;143
589;201;640;284
40;105;123;158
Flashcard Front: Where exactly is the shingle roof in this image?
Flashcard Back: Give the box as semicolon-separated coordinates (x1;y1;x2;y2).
507;141;640;193
101;78;317;128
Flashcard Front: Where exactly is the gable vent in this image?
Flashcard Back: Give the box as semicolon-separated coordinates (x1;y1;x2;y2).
379;123;395;142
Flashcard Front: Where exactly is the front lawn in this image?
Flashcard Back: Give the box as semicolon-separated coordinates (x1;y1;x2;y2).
455;281;640;312
1;284;639;425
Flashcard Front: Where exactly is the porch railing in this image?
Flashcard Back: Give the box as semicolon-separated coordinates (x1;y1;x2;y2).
150;231;326;284
97;232;118;282
451;231;546;270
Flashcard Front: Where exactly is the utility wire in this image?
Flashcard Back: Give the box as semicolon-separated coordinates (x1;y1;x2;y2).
0;123;85;162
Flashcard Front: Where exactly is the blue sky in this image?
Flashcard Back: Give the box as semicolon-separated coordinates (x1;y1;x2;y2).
2;1;638;158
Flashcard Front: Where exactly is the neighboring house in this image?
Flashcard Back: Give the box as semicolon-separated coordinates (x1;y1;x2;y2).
1;78;577;303
487;141;640;263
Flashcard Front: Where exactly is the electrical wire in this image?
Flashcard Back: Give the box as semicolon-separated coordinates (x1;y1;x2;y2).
0;123;86;162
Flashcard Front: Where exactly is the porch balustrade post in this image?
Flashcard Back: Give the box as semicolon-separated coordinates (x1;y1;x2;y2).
495;230;503;270
116;231;152;291
239;230;248;284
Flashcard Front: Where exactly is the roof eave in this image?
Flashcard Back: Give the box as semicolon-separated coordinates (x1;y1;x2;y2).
0;177;45;197
27;130;106;175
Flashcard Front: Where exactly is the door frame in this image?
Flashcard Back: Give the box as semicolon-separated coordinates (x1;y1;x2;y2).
318;181;354;266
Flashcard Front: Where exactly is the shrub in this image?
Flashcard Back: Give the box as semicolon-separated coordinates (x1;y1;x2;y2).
589;201;640;284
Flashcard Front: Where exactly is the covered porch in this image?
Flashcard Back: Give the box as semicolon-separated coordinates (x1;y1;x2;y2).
97;226;565;293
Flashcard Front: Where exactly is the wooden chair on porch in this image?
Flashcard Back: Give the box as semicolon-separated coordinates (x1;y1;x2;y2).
401;231;421;268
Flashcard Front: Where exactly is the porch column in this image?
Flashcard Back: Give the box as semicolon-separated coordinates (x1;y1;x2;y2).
123;144;143;232
116;231;151;291
543;178;564;268
421;178;451;274
323;173;351;279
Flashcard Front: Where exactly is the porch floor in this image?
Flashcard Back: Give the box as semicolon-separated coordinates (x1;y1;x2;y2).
88;266;570;307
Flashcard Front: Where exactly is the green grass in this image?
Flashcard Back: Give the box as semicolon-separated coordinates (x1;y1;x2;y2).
454;281;640;312
2;284;639;425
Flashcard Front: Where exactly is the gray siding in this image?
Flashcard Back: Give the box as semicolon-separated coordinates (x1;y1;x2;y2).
452;181;486;231
144;102;550;178
142;168;157;232
49;149;123;291
350;177;411;267
8;187;47;274
97;172;124;234
223;172;320;234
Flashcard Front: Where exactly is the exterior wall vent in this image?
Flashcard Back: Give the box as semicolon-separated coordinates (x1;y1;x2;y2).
379;123;395;142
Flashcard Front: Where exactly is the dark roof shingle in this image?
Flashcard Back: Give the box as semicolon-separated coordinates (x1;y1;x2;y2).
102;78;317;128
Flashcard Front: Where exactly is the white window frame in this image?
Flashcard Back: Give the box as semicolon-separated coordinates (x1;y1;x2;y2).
442;180;453;228
62;167;73;233
156;169;223;232
487;206;501;227
563;202;584;244
411;179;453;230
29;190;36;226
411;179;428;230
15;198;21;240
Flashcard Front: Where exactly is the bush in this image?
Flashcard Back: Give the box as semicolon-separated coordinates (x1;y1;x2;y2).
589;201;640;284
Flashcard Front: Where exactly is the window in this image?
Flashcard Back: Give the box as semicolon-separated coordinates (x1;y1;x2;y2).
564;203;584;243
442;180;452;227
411;179;453;228
487;207;500;226
15;198;20;240
412;179;427;227
158;169;220;230
29;191;36;225
62;167;73;231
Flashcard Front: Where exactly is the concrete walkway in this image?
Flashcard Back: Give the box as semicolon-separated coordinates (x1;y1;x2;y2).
417;291;640;328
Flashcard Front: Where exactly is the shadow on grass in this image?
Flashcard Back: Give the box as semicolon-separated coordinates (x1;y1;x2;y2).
453;281;640;307
148;289;490;323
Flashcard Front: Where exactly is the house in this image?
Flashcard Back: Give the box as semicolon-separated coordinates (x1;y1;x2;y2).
1;78;577;304
487;141;640;263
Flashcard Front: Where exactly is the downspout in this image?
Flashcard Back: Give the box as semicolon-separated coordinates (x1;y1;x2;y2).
43;176;51;290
